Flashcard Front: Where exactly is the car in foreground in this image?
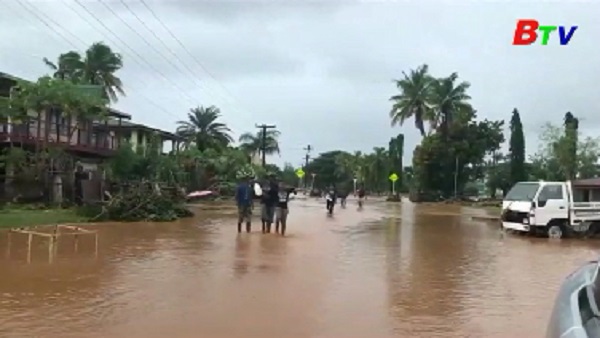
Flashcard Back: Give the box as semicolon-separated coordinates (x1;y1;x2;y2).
547;259;600;337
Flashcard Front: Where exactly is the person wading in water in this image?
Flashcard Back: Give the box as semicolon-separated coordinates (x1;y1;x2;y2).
338;188;349;208
275;182;297;236
261;174;279;233
235;173;253;233
357;184;366;209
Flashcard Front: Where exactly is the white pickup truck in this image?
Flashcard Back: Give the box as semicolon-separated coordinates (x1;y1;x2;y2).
501;180;600;238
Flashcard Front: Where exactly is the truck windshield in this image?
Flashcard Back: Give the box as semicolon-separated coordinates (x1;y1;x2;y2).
504;182;540;201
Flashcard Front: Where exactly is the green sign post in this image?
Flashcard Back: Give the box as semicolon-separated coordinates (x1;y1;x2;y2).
389;173;399;195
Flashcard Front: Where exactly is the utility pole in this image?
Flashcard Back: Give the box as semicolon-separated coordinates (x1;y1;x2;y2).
303;145;311;188
255;124;276;167
303;145;312;168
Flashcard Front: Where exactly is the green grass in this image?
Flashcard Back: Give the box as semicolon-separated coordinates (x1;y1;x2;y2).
0;208;88;228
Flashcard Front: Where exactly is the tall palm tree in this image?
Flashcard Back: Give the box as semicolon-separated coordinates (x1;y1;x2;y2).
389;64;434;137
429;73;472;134
43;42;125;102
238;129;280;160
176;106;233;152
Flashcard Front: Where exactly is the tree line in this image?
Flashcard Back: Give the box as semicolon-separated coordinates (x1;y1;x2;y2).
3;43;598;205
305;64;600;201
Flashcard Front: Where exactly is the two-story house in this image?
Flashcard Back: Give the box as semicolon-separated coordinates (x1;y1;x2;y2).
0;72;131;163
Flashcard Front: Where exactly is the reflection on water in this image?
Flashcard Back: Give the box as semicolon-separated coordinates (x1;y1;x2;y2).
0;198;597;337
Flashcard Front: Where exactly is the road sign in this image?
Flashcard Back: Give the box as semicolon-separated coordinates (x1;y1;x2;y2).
389;173;398;182
295;168;305;178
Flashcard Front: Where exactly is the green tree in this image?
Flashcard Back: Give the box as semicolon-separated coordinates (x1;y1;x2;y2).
508;108;526;185
486;154;512;198
305;150;349;189
389;64;433;136
411;109;504;199
531;121;599;180
388;134;404;189
563;112;579;180
429;72;472;135
9;76;108;142
238;129;280;159
280;163;299;187
368;147;390;192
175;106;233;152
44;42;125;102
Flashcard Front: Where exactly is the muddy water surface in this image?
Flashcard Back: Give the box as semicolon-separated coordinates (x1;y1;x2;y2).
0;198;598;337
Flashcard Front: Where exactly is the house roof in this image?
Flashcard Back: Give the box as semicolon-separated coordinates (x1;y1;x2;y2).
572;178;600;188
0;72;23;82
96;118;181;141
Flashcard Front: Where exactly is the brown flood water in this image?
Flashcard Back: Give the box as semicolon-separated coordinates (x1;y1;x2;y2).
0;198;598;338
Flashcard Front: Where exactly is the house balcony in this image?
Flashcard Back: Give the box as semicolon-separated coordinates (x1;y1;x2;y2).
0;118;120;157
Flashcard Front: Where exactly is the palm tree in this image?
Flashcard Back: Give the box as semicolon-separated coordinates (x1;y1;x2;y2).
176;106;233;152
43;42;125;102
238;129;280;161
43;51;83;81
429;73;472;134
389;64;434;136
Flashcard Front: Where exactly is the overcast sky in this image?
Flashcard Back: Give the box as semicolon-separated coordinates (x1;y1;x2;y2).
1;0;598;168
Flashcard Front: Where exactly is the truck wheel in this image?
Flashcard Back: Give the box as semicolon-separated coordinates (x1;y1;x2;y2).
547;225;563;239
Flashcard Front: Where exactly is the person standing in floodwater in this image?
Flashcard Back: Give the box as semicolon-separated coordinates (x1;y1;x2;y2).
261;174;279;233
275;183;297;236
235;175;253;233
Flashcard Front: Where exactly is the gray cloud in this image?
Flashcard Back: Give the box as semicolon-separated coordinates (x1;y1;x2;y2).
1;0;599;167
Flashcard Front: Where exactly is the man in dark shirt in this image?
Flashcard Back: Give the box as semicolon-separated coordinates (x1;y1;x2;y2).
261;175;280;233
235;175;253;233
275;183;296;236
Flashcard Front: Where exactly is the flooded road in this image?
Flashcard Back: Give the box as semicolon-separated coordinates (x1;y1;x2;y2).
0;198;598;337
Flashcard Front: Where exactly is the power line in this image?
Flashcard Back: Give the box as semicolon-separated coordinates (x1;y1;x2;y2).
71;0;198;105
13;0;87;49
117;0;222;101
58;0;186;118
138;0;251;114
11;0;183;121
97;0;205;100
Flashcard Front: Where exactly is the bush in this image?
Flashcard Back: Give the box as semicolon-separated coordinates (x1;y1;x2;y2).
86;182;194;222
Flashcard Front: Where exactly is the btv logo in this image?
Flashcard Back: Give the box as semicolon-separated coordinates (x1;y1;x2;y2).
512;19;578;45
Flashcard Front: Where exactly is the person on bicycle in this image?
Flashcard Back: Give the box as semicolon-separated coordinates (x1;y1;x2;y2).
325;186;337;215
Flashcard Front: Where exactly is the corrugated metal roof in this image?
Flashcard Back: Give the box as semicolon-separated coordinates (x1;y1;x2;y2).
95;118;180;140
572;178;600;187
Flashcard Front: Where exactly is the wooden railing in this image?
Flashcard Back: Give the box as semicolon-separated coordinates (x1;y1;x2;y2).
0;118;118;153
